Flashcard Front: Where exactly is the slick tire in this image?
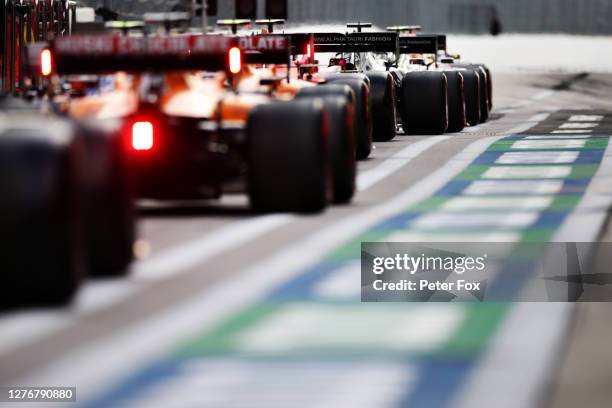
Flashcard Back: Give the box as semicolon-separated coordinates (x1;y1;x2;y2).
456;64;489;123
0;120;84;308
401;71;448;135
365;71;396;142
297;85;357;204
483;65;493;111
77;123;135;277
248;100;329;213
461;69;481;126
442;70;467;133
320;74;373;160
475;66;490;123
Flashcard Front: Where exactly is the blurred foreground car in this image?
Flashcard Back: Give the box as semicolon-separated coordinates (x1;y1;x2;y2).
0;94;135;309
33;32;356;212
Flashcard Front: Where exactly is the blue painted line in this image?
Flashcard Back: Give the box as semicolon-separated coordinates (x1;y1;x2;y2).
266;260;347;301
84;359;181;408
436;179;590;197
398;358;475;408
473;150;603;165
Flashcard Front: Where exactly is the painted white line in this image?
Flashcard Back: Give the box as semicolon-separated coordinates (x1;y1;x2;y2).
532;90;555;100
463;124;488;133
496;151;579;164
569;115;604;122
483;166;572;179
463;180;564;195
524;135;592;139
511;140;585;149
357;136;450;191
120;358;416;408
527;113;551;122
559;122;598;129
385;231;521;243
411;212;539;229
440;196;554;211
234;304;464;353
552;129;592;134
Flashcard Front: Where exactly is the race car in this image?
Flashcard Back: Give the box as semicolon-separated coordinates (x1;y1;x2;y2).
390;31;469;132
30;31;356;213
0;94;135;308
435;32;493;121
217;18;371;162
387;26;493;128
293;22;451;136
389;26;492;126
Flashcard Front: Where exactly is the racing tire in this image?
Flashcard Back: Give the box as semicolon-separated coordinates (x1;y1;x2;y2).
78;123;135;277
297;86;357;204
365;71;396;142
400;71;448;135
483;66;493;111
320;74;373;160
475;66;489;123
462;69;481;126
443;70;467;133
0;122;84;308
248;100;329;213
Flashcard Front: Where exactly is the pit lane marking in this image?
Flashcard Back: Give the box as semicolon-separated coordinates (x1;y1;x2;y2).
463;180;564;195
482;165;572;179
496;151;580;164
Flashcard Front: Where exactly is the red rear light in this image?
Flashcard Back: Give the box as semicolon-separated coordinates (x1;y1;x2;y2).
229;47;242;74
40;49;53;76
306;43;313;60
132;121;154;151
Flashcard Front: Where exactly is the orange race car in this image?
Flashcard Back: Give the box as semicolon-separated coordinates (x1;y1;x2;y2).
28;31;357;212
216;19;374;160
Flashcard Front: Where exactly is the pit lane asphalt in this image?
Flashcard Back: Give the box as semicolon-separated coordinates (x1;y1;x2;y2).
1;71;612;407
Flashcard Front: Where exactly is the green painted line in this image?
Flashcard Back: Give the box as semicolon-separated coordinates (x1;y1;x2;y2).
443;303;509;355
176;303;280;358
410;196;449;212
519;228;557;242
456;164;600;180
409;194;581;213
175;303;506;359
550;195;582;211
488;138;608;151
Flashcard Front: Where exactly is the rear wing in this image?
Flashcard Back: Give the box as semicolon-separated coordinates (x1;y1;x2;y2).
435;34;447;52
238;34;290;65
313;32;399;54
27;34;237;76
398;35;438;54
287;33;315;57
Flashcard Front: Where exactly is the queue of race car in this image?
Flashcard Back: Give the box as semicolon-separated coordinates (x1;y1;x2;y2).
0;7;492;308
